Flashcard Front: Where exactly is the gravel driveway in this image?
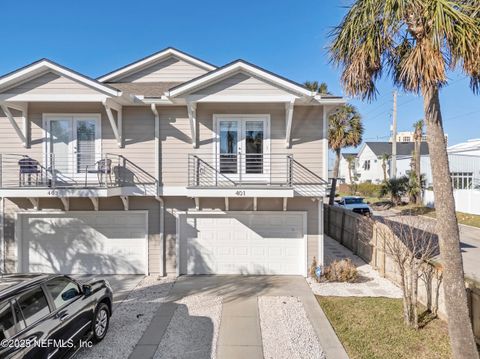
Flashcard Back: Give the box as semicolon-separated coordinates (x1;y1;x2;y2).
259;296;325;359
77;276;175;359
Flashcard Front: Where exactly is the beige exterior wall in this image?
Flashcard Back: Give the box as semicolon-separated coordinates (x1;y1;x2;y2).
2;72;102;95
157;103;325;188
2;197;162;274
163;196;321;274
192;72;290;97
115;57;209;83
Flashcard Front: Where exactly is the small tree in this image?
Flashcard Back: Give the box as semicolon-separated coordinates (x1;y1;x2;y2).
379;176;408;205
303;80;330;95
412;120;424;204
377;217;439;328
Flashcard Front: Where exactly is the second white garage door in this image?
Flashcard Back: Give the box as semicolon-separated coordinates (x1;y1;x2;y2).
18;211;148;275
178;211;307;275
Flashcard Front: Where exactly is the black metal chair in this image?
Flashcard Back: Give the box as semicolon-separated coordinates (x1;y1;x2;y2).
18;157;41;186
85;159;112;186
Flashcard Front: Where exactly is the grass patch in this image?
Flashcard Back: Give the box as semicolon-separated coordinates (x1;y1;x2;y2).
317;296;451;359
398;205;480;228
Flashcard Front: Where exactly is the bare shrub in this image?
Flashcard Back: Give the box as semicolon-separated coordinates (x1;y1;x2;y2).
376;216;439;329
309;256;319;281
324;258;358;282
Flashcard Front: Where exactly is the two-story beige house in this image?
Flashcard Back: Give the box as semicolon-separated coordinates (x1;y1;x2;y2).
0;48;343;276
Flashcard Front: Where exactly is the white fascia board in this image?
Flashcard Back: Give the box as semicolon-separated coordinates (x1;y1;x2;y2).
98;48;216;82
0;60;120;97
185;188;295;198
169;62;314;98
0;94;110;102
186;94;298;103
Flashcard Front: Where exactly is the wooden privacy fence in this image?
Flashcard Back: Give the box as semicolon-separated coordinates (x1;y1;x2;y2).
324;204;480;345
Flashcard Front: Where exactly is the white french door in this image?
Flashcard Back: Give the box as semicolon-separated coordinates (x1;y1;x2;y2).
215;115;270;182
44;115;101;182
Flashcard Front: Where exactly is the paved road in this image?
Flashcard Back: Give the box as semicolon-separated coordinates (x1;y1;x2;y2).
374;209;480;282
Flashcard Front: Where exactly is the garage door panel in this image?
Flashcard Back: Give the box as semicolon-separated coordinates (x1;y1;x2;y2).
20;212;147;275
181;212;305;275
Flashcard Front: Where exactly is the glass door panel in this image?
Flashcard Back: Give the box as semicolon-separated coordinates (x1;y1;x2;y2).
219;120;239;174
48;118;73;177
244;120;264;174
75;119;97;175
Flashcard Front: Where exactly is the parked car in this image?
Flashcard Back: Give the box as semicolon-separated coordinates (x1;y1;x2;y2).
336;196;372;216
0;274;113;359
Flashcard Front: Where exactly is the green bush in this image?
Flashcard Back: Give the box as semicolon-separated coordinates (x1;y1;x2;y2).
356;182;382;197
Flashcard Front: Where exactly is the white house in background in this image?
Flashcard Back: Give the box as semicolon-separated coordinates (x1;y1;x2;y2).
447;138;480;156
338;153;357;184
390;130;448;144
355;142;429;183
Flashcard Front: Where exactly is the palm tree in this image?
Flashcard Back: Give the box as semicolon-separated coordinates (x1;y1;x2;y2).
329;2;480;357
413;120;424;204
328;104;363;205
380;153;391;183
303;81;330;94
346;155;356;185
379;176;408;205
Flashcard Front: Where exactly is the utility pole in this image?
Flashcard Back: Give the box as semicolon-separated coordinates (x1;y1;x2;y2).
391;90;397;178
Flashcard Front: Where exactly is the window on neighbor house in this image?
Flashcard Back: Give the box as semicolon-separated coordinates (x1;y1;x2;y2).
363;160;371;170
402;136;411;142
451;172;473;189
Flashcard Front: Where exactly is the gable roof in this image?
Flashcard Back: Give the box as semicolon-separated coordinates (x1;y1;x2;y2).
364;141;429;157
168;59;315;98
341;152;357;159
0;59;120;97
98;47;217;82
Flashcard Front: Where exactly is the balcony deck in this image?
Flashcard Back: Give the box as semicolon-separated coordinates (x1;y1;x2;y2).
0;153;158;197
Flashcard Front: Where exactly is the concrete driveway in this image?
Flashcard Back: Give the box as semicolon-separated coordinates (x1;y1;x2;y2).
131;276;348;359
73;274;145;305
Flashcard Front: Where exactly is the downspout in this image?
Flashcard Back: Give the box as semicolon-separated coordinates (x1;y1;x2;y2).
0;197;4;274
151;104;165;276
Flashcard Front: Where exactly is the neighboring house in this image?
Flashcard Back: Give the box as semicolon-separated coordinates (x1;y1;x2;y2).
0;48;344;277
338;153;357;184
355;142;429;183
390;130;448;144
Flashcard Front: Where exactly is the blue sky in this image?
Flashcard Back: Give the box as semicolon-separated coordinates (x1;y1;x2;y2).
1;0;478;149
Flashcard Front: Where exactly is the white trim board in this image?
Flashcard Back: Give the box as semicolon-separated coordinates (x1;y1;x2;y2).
0;60;120;97
169;61;314;98
98;48;217;82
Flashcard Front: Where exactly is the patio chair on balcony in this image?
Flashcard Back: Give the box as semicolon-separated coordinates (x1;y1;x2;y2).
18;156;41;187
85;158;113;186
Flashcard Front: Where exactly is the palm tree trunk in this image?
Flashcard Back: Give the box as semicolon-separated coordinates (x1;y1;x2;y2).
329;148;341;205
415;138;422;205
423;86;478;359
382;161;387;182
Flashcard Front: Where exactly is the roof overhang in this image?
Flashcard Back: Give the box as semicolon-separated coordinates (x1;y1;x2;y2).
0;59;121;98
168;60;315;98
98;47;217;82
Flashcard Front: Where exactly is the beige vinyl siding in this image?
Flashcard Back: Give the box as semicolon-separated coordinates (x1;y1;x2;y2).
2;197;162;274
0;103;156;185
1;72;101;95
158;102;324;189
117;56;208;83
162;196;320;275
192;72;291;97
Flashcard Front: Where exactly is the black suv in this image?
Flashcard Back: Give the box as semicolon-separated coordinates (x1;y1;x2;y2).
0;274;113;359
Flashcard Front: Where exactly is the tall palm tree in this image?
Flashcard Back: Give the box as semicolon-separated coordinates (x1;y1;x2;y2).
380;153;391;182
303;81;330;94
328;104;363;205
413;120;424;204
329;1;480;357
346;155;356;185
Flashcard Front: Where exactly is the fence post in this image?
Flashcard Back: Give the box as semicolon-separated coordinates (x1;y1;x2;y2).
340;210;346;245
353;218;358;255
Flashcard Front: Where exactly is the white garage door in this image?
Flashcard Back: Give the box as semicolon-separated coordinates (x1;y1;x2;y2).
179;211;306;275
19;211;148;275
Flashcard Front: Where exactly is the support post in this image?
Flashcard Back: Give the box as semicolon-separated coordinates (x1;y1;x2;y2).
224;197;229;211
285;100;295;148
194;197;200;210
28;198;39;210
89;197;99;211
283;197;288;211
187;101;197;148
253;197;258;211
60;197;69;211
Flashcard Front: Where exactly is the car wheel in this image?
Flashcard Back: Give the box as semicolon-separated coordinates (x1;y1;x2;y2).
93;303;110;342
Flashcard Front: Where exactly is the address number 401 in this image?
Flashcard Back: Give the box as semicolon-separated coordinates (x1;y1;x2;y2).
235;190;246;196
